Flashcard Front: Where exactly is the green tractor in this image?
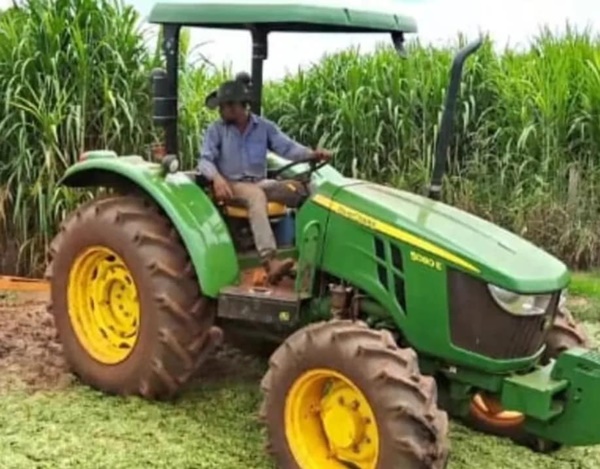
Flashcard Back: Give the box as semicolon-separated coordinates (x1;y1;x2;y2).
46;2;595;468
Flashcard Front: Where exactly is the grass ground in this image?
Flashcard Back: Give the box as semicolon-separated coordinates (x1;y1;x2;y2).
0;274;599;469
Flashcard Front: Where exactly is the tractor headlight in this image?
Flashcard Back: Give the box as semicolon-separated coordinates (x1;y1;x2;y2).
487;285;552;316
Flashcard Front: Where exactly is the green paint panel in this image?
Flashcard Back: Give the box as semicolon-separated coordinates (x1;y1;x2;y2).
60;157;238;298
502;349;600;446
81;150;117;159
300;177;563;373
295;220;322;297
149;2;418;33
501;363;568;421
335;183;569;292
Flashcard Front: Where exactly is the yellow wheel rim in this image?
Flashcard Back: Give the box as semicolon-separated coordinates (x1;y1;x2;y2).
285;369;379;469
67;246;141;365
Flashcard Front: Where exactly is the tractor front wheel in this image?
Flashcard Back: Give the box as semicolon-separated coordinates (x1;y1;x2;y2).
542;305;590;364
260;320;449;469
46;195;221;400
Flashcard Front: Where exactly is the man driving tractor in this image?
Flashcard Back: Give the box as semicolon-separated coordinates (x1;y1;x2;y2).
198;78;332;284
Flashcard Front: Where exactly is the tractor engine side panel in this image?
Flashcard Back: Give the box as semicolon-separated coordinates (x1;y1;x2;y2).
309;192;546;374
312;202;450;354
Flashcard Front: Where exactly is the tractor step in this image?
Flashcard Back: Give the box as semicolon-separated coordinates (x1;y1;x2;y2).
217;282;301;329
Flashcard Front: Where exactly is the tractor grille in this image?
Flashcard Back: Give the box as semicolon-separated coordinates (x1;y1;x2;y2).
447;269;559;360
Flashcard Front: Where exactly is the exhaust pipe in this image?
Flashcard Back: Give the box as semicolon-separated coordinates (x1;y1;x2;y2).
428;38;484;200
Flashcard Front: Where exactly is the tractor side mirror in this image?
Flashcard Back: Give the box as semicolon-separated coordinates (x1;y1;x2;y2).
150;68;176;127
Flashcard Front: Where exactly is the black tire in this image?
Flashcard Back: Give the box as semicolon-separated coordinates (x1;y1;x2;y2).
45;195;222;400
260;320;449;469
542;305;590;364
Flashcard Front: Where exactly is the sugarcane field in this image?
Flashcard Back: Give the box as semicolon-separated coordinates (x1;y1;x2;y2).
2;1;600;468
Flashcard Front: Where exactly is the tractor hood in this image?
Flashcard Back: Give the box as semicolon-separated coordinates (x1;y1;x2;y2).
316;182;568;293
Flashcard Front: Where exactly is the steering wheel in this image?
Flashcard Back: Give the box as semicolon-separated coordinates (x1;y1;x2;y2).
269;156;329;182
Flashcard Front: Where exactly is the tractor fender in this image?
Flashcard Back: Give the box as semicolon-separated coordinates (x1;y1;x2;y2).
59;156;238;297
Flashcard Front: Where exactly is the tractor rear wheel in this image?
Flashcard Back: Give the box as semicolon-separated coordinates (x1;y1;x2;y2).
260;320;449;469
45;195;221;399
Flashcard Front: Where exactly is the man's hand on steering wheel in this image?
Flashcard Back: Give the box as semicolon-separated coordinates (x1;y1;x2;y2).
311;148;333;161
269;148;334;181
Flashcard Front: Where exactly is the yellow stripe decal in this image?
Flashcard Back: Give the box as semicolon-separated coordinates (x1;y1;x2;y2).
312;194;480;273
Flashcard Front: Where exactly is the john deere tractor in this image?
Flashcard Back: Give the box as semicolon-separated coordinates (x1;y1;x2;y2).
46;2;596;468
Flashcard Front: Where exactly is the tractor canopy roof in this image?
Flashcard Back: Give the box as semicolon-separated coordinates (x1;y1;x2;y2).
148;0;418;33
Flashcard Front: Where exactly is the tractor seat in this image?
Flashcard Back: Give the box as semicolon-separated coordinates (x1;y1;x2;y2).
180;171;288;219
223;199;287;219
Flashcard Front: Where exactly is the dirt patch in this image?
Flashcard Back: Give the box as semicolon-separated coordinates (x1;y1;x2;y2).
569;296;590;310
196;345;267;385
0;290;71;392
0;289;266;393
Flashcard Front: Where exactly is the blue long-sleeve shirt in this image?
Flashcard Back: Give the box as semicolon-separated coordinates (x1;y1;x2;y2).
197;113;312;181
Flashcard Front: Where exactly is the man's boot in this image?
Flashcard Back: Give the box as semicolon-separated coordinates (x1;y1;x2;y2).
263;255;295;285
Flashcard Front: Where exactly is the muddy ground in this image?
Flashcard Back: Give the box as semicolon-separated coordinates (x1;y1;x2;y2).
0;290;265;393
0;291;68;391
